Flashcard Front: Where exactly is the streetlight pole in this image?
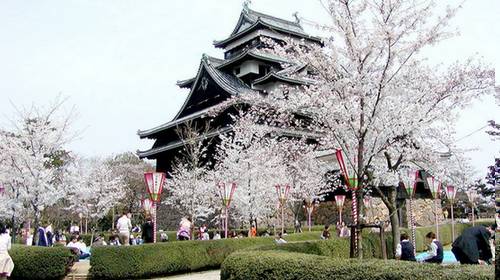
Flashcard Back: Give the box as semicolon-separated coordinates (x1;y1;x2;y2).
275;184;290;235
218;182;236;239
401;168;418;255
304;198;314;231
466;189;477;226
335;195;346;225
144;172;166;243
426;176;441;240
445;185;456;242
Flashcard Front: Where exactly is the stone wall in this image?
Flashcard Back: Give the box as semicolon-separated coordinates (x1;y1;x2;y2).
363;198;443;227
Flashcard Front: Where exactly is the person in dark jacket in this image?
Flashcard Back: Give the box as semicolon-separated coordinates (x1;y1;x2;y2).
395;233;416;261
422;232;443;263
451;225;495;264
141;217;154;243
37;226;48;246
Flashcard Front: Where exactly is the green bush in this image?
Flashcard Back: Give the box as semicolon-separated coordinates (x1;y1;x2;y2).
9;245;76;280
221;250;494;280
245;239;350;259
89;232;324;279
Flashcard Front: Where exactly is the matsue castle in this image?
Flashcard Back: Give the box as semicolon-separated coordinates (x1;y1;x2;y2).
137;6;437;227
137;6;321;172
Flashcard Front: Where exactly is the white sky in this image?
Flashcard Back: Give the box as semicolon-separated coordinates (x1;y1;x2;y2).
0;0;498;179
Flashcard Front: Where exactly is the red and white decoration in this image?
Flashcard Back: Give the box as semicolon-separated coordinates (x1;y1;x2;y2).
335;194;346;224
144;172;166;243
444;185;457;241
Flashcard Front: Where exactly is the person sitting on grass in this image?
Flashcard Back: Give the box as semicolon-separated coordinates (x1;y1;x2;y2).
201;229;210;240
66;236;90;260
108;235;120;246
92;234;107;247
321;225;331;240
275;232;287;244
421;232;443;264
213;232;221;240
395;233;416;261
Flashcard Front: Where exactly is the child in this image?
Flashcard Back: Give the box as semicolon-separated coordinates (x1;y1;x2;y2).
422;232;443;263
395;233;416;261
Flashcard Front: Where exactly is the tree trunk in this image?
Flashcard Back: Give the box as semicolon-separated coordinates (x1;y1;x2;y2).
32;209;40;246
389;206;400;258
376;186;399;258
10;212;17;243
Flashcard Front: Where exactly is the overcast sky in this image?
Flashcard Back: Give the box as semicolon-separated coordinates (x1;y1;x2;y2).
0;0;498;180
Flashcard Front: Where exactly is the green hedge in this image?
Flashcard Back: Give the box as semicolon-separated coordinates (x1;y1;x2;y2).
221;250;494;280
9;245;76;280
89;231;324;279
245;238;350;259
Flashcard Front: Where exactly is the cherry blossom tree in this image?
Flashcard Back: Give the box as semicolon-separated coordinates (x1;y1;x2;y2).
107;152;153;217
66;157;125;231
219;0;494;257
165;121;217;231
0;99;77;244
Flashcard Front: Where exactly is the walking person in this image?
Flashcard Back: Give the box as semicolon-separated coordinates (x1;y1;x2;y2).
116;211;132;246
421;232;443;264
452;224;495;264
141;217;154;244
395;233;416;261
0;223;14;280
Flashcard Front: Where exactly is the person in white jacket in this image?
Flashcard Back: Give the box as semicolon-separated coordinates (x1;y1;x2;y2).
116;212;132;245
0;222;14;279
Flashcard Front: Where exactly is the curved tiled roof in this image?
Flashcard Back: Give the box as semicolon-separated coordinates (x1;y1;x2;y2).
214;8;322;48
137;54;257;138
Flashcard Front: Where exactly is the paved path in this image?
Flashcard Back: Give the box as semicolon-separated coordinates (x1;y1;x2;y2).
151;270;220;280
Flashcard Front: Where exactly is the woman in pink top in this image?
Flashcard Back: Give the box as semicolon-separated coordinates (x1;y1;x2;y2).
176;217;192;241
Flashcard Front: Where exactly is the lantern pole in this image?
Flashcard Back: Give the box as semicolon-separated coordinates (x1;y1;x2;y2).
467;190;476;226
445;185;456;242
335;195;346;225
401;169;417;255
144;172;166;244
427;176;441;241
275;184;290;235
335;149;360;257
218;182;236;239
304;199;314;232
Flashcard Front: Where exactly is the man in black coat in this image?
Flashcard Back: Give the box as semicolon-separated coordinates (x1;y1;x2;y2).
451;225;495;264
141;217;154;243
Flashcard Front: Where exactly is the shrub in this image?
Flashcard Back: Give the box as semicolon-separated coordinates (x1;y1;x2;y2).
221;250;494;280
89;232;324;279
9;245;76;280
245;238;350;259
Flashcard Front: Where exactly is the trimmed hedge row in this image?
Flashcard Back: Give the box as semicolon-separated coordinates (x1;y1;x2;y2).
221;250;494;280
89;231;324;279
9;245;76;280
